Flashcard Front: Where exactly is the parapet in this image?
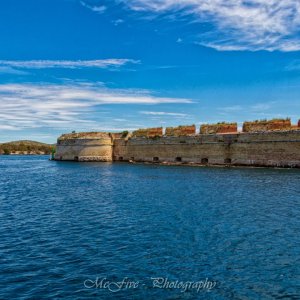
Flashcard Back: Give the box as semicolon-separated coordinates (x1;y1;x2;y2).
132;127;163;138
200;122;238;134
242;119;291;132
165;125;196;136
58;132;111;141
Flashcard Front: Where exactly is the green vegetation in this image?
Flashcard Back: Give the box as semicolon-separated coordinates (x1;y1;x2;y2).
3;149;10;155
247;118;291;123
216;122;236;125
121;130;129;138
0;140;54;155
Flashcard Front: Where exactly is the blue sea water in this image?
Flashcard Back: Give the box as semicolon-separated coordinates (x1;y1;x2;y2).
0;156;299;299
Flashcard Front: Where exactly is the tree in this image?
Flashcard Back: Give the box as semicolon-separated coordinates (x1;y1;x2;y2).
3;149;10;155
121;131;129;138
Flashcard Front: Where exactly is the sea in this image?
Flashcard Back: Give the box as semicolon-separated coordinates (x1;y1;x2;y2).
0;156;299;299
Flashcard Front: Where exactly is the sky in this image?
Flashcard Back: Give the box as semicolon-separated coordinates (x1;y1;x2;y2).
0;0;300;143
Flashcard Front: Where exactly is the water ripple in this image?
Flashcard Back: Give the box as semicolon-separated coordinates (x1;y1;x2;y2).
0;156;299;299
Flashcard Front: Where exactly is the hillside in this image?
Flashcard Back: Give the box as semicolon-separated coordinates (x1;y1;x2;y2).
0;140;55;155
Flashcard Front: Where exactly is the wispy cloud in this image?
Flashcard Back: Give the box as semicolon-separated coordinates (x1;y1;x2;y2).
0;66;29;75
112;19;124;26
218;105;243;113
140;111;188;117
80;1;106;13
122;0;300;52
285;60;300;71
0;82;192;131
0;59;139;70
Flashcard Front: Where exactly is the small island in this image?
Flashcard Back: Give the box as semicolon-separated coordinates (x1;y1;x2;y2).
0;140;54;155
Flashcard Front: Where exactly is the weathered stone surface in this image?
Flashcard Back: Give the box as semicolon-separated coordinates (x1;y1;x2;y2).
165;125;196;136
242;119;291;132
132;127;163;138
113;131;300;168
200;123;238;134
78;156;112;162
55;123;300;167
58;132;111;140
55;132;113;161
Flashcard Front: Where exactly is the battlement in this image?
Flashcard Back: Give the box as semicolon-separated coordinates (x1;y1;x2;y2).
200;122;238;134
165;125;196;136
242;118;291;133
132;127;163;138
58;132;111;141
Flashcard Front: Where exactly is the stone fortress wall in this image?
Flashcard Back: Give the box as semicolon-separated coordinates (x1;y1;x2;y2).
55;132;113;162
55;119;300;168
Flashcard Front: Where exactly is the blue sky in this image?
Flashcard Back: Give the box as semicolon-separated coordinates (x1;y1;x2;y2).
0;0;300;143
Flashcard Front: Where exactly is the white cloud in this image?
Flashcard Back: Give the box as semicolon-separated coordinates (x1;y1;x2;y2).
250;103;273;111
0;59;139;70
80;1;106;13
140;111;188;117
0;66;29;75
123;0;300;51
285;60;300;71
112;19;124;26
218;105;243;112
0;82;192;131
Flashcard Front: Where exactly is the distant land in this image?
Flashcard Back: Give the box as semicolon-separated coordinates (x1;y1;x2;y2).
0;140;54;155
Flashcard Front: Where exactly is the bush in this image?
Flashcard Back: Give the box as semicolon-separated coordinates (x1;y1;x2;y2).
3;149;10;155
121;131;129;138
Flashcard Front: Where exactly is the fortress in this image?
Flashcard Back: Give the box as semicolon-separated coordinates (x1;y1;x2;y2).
55;119;300;168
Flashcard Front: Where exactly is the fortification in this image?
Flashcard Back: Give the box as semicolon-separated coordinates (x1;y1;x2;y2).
165;125;196;136
200;122;237;134
55;132;113;161
132;127;163;138
55;119;300;168
243;118;291;132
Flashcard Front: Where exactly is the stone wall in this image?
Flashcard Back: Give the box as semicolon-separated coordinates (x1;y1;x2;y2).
200;123;238;134
113;131;300;168
54;123;300;168
242;119;291;132
165;125;196;136
132;127;163;138
55;132;113;161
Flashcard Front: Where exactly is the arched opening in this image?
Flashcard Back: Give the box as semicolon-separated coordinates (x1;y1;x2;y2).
201;158;208;164
74;156;79;161
153;157;159;162
224;158;232;164
175;157;182;162
119;156;123;161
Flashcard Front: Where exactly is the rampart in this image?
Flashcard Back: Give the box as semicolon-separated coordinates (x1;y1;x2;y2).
132;127;163;138
55;119;300;168
200;122;238;134
243;119;291;132
55;132;113;161
165;125;196;136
